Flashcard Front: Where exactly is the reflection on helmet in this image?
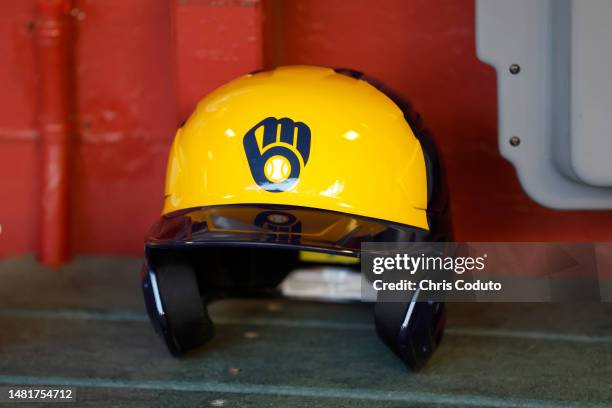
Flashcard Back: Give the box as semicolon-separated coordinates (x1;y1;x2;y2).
253;210;302;244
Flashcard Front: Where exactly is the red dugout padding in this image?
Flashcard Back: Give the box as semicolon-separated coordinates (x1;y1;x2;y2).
0;0;611;264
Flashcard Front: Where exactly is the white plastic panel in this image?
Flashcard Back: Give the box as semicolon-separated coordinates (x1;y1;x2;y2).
476;0;612;209
570;0;612;186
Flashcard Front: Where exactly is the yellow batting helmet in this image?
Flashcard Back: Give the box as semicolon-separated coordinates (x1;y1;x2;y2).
142;66;452;371
164;65;429;228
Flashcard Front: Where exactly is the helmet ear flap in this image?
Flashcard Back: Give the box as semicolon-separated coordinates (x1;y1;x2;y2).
374;296;446;371
143;250;214;356
143;246;299;356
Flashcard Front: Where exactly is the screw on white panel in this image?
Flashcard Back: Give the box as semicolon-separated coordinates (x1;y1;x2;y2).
510;136;521;147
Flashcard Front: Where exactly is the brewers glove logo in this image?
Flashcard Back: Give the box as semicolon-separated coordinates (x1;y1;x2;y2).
243;117;311;192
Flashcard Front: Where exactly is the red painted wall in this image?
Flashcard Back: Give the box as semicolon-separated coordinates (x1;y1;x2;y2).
72;0;177;256
0;0;611;262
0;0;40;258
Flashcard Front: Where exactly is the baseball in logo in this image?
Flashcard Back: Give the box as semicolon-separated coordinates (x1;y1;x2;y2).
243;117;311;193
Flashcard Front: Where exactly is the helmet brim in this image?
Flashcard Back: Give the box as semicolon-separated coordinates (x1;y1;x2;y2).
145;204;429;257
